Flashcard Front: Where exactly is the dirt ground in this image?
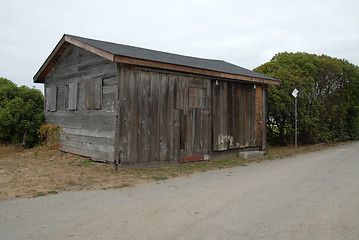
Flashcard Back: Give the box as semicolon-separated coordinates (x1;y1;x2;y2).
0;142;344;201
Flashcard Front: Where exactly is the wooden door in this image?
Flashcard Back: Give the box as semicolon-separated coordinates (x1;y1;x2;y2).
180;79;211;162
212;81;257;151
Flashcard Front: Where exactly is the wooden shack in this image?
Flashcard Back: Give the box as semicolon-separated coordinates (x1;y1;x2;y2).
34;34;279;167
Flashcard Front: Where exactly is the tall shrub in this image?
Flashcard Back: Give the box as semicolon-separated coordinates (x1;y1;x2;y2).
0;78;45;147
254;53;359;145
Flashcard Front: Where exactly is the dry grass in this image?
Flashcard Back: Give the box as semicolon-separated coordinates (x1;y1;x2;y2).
0;142;346;201
0;145;147;201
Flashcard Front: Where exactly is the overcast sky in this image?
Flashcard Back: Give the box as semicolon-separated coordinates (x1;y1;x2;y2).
1;0;358;92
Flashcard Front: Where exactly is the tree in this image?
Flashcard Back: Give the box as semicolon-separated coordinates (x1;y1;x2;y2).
0;78;45;147
254;52;359;145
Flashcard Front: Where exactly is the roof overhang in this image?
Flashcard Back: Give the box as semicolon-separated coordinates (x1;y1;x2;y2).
114;55;279;85
34;35;279;85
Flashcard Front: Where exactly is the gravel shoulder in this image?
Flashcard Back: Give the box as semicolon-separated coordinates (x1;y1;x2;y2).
1;141;358;240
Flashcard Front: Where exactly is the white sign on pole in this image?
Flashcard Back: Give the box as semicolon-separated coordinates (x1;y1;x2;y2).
292;89;299;98
292;88;299;149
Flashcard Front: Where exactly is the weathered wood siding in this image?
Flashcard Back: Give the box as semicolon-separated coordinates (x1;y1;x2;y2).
212;81;264;151
117;66;211;165
44;45;117;161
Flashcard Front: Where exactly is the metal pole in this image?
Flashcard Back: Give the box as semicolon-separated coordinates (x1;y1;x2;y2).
295;97;297;149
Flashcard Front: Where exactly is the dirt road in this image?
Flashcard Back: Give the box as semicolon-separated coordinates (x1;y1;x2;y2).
1;142;358;240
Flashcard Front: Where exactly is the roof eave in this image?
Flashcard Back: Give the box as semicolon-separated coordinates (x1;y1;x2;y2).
114;55;279;85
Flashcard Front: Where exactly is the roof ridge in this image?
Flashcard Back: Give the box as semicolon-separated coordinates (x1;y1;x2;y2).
65;34;225;63
34;34;278;84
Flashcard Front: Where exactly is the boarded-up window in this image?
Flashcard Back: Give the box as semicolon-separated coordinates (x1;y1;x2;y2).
64;85;69;109
65;82;78;110
45;86;57;112
86;79;102;110
188;86;206;108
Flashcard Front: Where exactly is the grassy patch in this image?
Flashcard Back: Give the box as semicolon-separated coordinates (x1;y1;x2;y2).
101;183;133;190
33;192;46;198
77;159;94;166
32;191;58;198
0;141;349;201
151;175;169;181
47;190;58;195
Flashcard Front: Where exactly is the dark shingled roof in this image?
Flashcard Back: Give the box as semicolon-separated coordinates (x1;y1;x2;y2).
67;34;275;81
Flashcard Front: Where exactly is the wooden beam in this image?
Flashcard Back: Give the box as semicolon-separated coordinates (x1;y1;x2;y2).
113;63;122;170
64;35;115;62
114;55;279;85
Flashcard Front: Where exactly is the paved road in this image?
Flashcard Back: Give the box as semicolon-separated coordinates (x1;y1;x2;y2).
1;142;359;240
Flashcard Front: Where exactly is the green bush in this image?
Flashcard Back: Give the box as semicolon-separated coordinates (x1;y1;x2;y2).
254;53;359;145
0;77;45;147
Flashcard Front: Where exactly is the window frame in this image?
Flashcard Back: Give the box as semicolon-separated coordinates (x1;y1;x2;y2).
188;84;207;109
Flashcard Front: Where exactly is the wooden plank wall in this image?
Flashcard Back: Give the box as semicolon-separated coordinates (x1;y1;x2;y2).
212;81;263;151
119;67;172;164
118;66;211;165
44;45;117;161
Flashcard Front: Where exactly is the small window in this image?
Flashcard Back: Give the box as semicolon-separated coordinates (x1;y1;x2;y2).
188;86;207;108
65;82;78;110
86;79;102;110
46;86;57;112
